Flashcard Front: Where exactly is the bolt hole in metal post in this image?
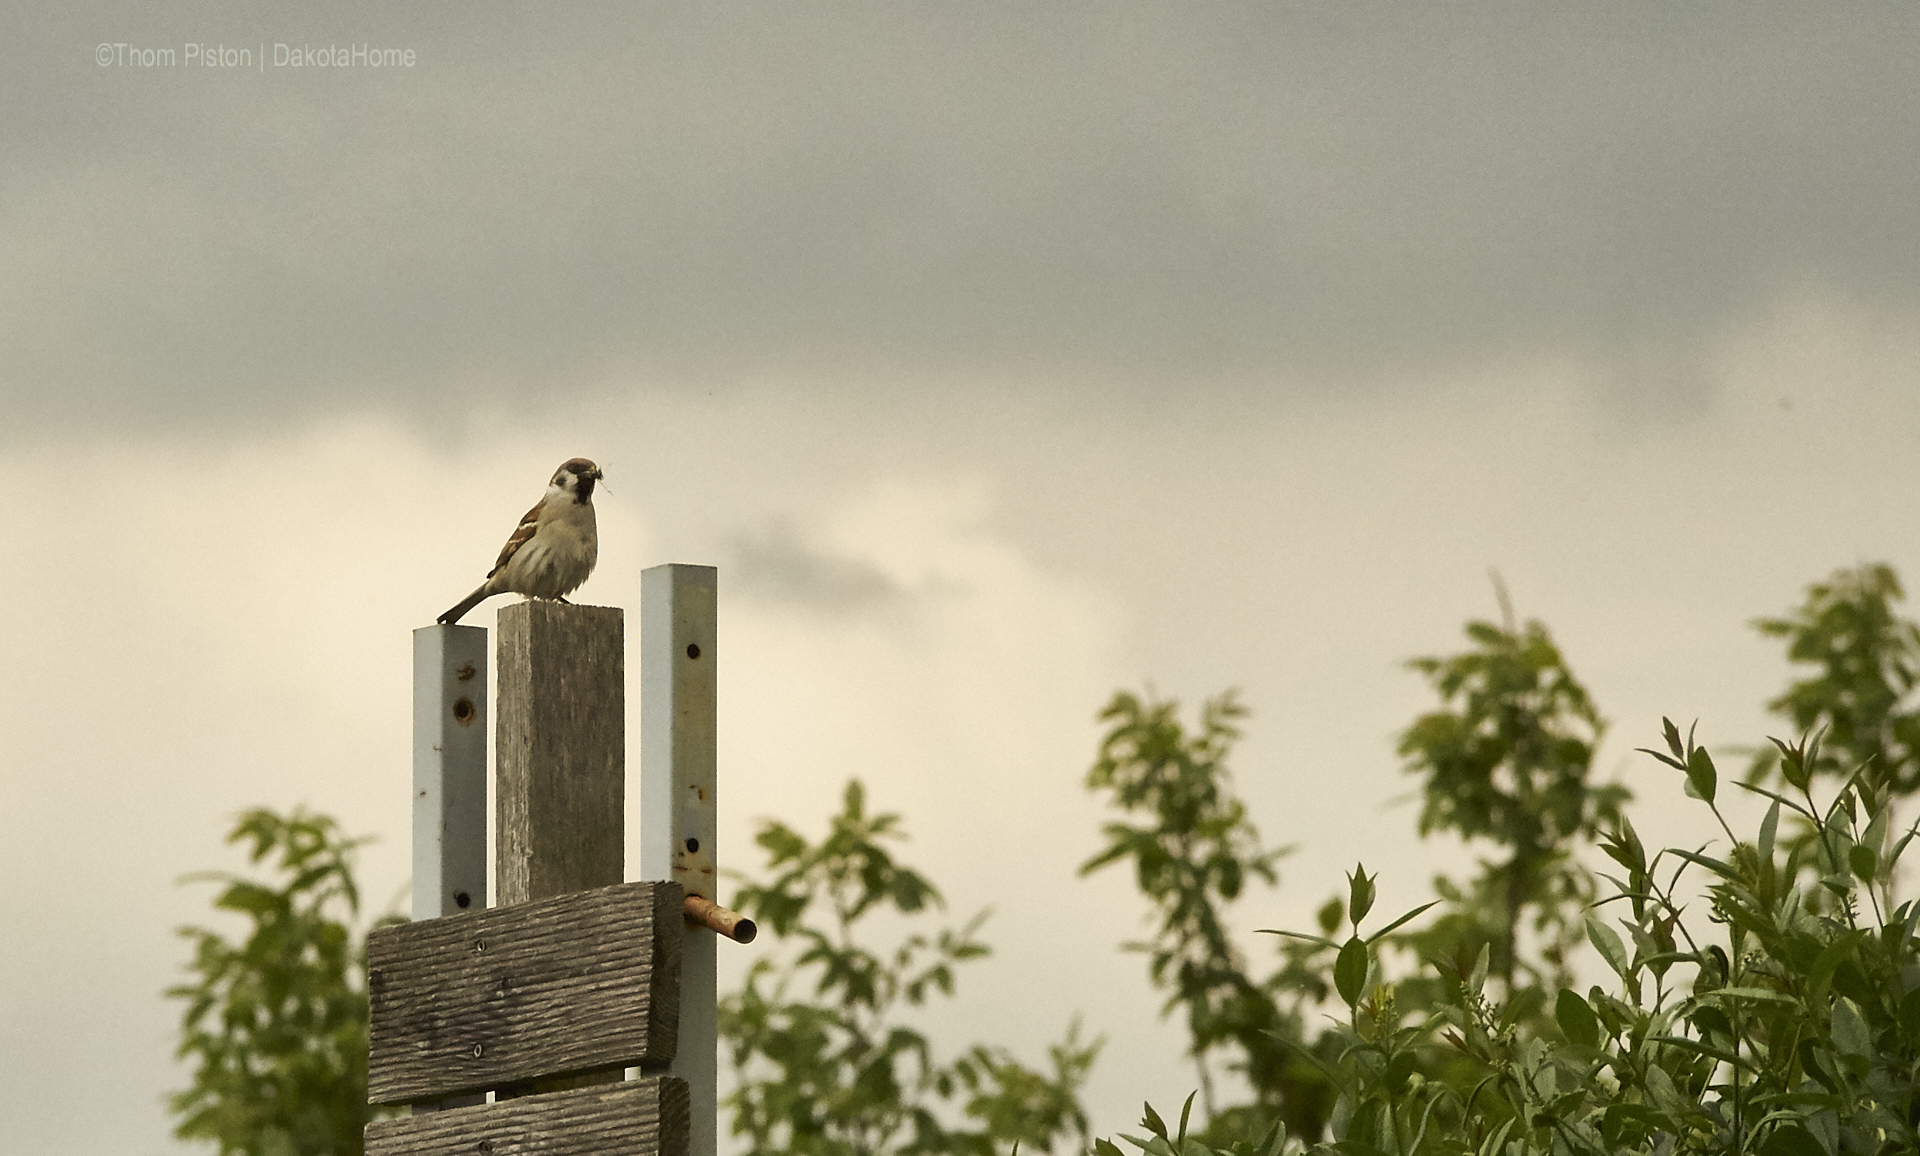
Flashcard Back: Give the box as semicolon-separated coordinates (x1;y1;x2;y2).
686;643;701;659
453;698;475;724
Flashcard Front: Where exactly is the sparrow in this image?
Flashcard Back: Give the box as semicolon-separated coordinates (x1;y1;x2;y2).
437;458;604;625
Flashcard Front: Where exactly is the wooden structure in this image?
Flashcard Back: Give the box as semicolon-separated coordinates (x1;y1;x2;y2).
368;566;745;1155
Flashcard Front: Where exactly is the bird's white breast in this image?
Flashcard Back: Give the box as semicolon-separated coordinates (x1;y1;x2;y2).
502;498;598;598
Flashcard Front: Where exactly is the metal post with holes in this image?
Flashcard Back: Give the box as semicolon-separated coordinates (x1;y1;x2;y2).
640;564;718;1156
412;624;488;921
410;623;490;1115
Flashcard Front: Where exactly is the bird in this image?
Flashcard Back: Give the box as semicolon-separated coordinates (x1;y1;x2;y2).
438;458;604;625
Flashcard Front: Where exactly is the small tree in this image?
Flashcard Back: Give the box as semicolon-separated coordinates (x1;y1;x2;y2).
1080;689;1337;1142
1751;562;1920;796
723;780;1098;1156
169;808;395;1156
1397;608;1629;1008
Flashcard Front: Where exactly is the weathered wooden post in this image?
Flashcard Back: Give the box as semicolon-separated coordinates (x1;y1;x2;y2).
641;565;720;1156
495;602;625;907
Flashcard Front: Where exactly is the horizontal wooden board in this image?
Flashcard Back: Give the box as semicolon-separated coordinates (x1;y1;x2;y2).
368;880;682;1104
365;1076;690;1156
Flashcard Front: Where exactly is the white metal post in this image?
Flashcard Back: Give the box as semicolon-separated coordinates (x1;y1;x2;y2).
412;624;489;920
640;564;717;1156
410;623;490;1115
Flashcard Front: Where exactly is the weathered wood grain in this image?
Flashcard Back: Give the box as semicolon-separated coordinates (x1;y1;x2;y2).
367;881;682;1104
365;1075;690;1156
497;601;625;906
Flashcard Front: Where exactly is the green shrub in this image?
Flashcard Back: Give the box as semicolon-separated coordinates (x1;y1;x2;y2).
1133;723;1920;1155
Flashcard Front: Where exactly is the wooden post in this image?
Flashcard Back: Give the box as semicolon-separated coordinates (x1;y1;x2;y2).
495;600;626;1093
640;565;718;1156
496;601;625;904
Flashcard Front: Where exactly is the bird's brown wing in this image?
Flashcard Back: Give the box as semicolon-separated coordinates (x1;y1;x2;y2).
488;500;544;576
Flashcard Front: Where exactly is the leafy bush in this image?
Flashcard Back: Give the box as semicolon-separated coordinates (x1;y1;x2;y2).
1107;565;1920;1155
169;808;396;1156
722;780;1099;1156
1233;722;1920;1155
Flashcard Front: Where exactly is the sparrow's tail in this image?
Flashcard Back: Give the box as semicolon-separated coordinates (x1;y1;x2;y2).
437;585;492;625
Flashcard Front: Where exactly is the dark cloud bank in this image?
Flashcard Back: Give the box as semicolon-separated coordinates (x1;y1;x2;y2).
7;3;1918;435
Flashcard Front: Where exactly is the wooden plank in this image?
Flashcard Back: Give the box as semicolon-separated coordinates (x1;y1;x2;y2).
640;564;719;1156
367;881;682;1104
365;1075;690;1156
496;601;625;906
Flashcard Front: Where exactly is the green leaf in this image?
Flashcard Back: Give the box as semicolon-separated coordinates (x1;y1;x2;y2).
1759;800;1780;864
1141;1101;1168;1140
1364;900;1440;944
1260;929;1339;949
1334;936;1369;1007
1808;929;1869;994
1692;985;1801;1008
1585;916;1631;978
1554;989;1599;1047
1346;864;1376;927
1663;717;1685;761
1467;942;1491;996
1831;997;1871;1057
1643;1063;1682;1112
1849;842;1876;883
1685;745;1717;803
1758;1124;1827;1156
1476;1118;1514;1156
1899;985;1920;1040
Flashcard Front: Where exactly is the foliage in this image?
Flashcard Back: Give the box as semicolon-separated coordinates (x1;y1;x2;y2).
1749;563;1920;796
1096;1093;1295;1156
1397;613;1630;1004
1080;689;1338;1142
1232;720;1920;1155
169;808;396;1156
722;779;1099;1156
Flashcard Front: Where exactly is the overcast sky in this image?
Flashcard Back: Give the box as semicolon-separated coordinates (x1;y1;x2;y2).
5;6;1920;1154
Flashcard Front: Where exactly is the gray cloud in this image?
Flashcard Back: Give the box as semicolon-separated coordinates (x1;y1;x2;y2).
728;520;907;615
7;3;1919;436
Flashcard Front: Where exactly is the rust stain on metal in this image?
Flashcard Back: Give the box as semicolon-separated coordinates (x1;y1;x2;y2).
456;663;478;681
